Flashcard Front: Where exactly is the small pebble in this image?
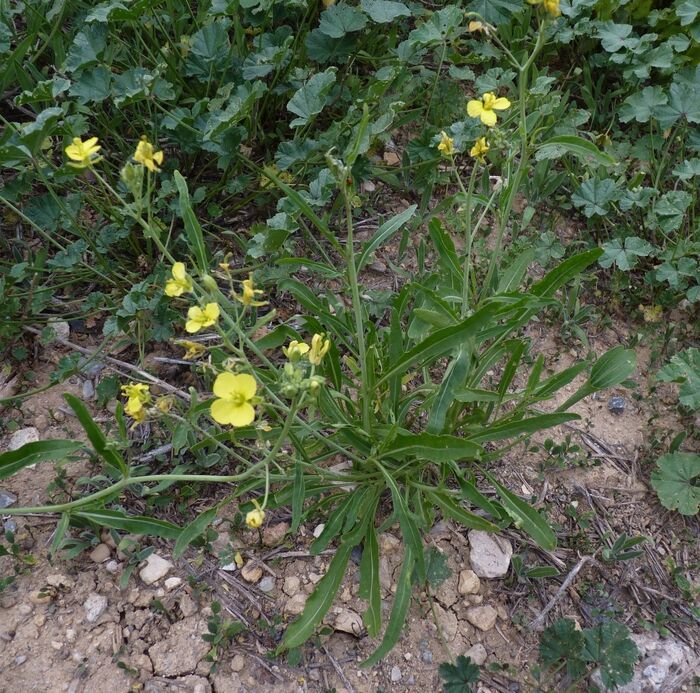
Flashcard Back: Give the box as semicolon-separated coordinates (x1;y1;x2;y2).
164;577;182;591
608;395;626;415
313;524;325;538
258;576;275;592
81;380;95;400
13;655;27;666
350;545;363;565
104;560;120;575
8;427;39;452
421;650;433;664
89;543;111;563
390;666;402;682
4;519;17;533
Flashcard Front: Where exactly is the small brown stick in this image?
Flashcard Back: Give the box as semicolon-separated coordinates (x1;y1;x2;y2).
530;555;598;630
322;644;356;693
22;325;191;402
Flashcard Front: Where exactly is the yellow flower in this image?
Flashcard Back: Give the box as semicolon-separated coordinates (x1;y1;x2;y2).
309;333;330;366
283;340;310;362
133;136;164;173
467;92;511;127
155;396;174;414
65;136;101;168
322;0;335;6
470;137;490;163
121;382;151;419
210;372;257;427
164;262;193;297
185;303;220;333
468;20;485;32
246;508;265;528
234;274;268;308
529;0;560;16
543;0;560;16
437;131;455;157
177;339;206;360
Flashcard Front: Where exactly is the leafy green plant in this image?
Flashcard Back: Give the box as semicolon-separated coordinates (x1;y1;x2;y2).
657;348;700;410
439;655;481;693
537;618;639;691
0;529;36;592
203;601;245;669
651;452;700;515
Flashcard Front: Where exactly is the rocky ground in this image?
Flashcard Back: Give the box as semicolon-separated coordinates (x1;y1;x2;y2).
1;318;699;693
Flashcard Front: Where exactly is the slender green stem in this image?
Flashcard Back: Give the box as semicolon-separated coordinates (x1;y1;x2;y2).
454;163;479;317
342;183;371;432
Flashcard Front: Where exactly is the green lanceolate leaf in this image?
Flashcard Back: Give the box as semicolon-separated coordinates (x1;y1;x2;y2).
651;452;700;515
535;135;616;166
174;171;209;273
279;539;354;651
73;509;181;539
49;512;71;557
427;491;500;532
362;545;415;666
173;506;219;558
588;346;637;389
483;472;557;550
467;413;579;443
428;348;471;434
377;303;500;386
357;204;417;272
64;394;128;477
380;432;482;462
0;440;84;479
359;522;381;636
378;464;425;581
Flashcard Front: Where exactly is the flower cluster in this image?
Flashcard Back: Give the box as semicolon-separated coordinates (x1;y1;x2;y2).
121;382;151;424
64;135;164;172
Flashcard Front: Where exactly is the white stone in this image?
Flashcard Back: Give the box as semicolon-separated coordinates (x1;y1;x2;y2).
313;524;325;538
333;609;363;636
48;321;70;342
8;427;39;451
465;605;498;631
468;530;512;578
258;576;275;592
283;576;301;596
84;593;108;623
458;569;481;595
164;577;183;591
464;643;488;665
104;560;120;575
284;593;307;616
139;554;173;585
390;666;402;682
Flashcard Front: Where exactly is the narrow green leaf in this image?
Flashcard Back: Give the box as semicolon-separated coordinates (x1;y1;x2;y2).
359;522;381;636
49;513;71;557
279;540;354;651
379;465;424;581
588;346;637;389
428;348;471;434
483;473;556;550
376;303;500;387
468;413;579;443
174;506;218;558
427;491;500;532
362;546;415;667
357;205;417;271
380;432;482;462
64;394;128;477
310;495;353;554
535;135;616;166
174;170;209;273
73;509;181;539
531;249;603;299
0;440;84;480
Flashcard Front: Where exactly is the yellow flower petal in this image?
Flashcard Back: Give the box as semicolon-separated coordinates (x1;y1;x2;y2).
492;97;511;110
213;372;239;398
231;373;257;399
227;402;256;427
467;100;483;118
481;109;498;127
203;303;220;322
172;262;187;281
210;398;237;424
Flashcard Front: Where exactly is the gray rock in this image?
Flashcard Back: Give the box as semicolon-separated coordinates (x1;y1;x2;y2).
350;545;363;565
47;321;70;342
8;427;39;451
458;569;481;595
139;554;173;585
465;605;498;631
0;490;17;510
84;593;108;623
148;617;209;676
421;650;433;664
13;655;27;666
464;643;488;665
258;576;275;593
81;379;95;400
468;530;512;578
608;395;626;415
3;519;17;533
390;666;402;682
590;632;695;692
